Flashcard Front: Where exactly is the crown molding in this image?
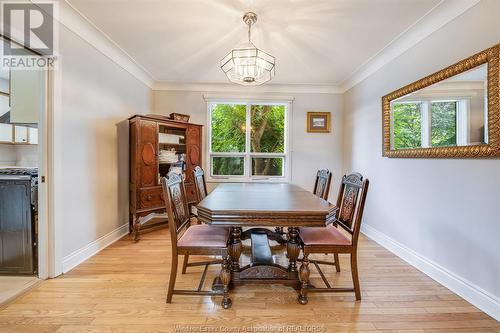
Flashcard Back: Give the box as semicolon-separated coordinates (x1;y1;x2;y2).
153;82;343;94
33;0;155;88
340;0;482;93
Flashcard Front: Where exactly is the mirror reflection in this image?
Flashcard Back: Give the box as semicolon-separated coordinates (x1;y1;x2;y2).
390;64;487;150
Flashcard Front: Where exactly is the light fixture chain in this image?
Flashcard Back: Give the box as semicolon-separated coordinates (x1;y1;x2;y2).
247;20;252;42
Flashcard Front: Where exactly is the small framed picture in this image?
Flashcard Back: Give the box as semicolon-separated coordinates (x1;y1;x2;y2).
307;112;331;133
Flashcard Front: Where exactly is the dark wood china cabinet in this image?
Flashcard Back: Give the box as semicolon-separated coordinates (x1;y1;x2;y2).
129;114;202;241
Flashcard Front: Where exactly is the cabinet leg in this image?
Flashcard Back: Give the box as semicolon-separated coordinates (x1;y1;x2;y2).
133;216;141;242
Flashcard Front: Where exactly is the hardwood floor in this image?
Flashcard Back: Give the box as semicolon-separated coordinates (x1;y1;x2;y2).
0;227;498;333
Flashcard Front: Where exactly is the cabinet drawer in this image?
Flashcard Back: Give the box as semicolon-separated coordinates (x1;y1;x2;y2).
138;187;165;209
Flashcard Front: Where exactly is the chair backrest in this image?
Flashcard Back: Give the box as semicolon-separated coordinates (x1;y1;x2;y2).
161;171;191;247
313;169;332;200
193;166;208;202
335;172;369;246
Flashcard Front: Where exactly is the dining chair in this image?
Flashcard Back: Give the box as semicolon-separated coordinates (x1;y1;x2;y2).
193;166;208;202
161;171;232;308
189;166;206;220
313;168;333;200
182;166;220;274
297;172;369;304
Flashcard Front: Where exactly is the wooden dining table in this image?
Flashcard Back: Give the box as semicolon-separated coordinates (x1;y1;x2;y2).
196;183;338;304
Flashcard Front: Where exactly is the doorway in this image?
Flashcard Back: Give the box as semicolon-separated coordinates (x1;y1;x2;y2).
0;36;50;304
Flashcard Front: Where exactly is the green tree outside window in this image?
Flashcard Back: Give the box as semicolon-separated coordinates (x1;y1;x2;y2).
392;102;422;150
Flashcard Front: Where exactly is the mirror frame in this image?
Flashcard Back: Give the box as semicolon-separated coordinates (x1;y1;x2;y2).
382;43;500;158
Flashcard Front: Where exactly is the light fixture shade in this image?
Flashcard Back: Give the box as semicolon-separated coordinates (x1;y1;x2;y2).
220;41;275;86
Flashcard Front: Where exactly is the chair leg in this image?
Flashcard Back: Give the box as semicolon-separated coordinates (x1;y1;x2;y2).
334;253;341;272
182;254;189;274
220;256;232;309
350;252;361;301
298;254;310;305
166;254;178;303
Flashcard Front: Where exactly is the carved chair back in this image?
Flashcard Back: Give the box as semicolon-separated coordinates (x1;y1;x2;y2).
334;172;369;246
161;171;191;248
313;169;332;200
193;166;208;202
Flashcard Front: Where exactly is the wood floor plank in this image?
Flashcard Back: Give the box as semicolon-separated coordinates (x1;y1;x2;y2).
0;228;497;332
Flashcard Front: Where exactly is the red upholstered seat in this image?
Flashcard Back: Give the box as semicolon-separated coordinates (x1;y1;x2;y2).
299;225;351;246
178;225;230;248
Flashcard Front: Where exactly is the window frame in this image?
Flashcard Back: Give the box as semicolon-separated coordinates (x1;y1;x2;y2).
206;99;291;183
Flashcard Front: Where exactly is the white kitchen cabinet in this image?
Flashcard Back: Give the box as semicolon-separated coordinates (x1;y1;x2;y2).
28;127;38;145
0;123;12;142
14;126;28;143
10;67;45;124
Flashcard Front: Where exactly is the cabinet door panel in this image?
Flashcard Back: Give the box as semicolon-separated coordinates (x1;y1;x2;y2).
185;183;197;204
28;128;38;144
0;123;12;142
14;126;28;143
139;120;158;187
186;125;201;167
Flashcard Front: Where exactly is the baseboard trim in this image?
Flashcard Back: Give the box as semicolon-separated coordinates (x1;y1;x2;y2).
62;224;129;273
361;224;500;321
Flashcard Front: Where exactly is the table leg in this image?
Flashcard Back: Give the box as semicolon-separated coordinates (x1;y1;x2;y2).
228;227;242;272
220;256;232;309
298;254;310;304
287;227;300;271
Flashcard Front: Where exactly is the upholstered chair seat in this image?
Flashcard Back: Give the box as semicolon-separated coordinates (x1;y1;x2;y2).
298;225;351;247
178;225;230;249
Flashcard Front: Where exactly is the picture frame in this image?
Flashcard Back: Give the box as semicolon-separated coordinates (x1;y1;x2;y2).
307;112;331;133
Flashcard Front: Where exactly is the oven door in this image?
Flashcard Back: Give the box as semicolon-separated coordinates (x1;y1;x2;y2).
0;175;36;275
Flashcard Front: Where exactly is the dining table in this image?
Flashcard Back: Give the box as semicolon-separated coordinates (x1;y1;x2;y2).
196;183;338;304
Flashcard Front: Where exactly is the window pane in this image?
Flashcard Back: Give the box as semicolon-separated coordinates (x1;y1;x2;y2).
252;157;283;176
392;102;422;149
211;157;244;176
251;105;285;153
431;101;457;147
211;104;246;152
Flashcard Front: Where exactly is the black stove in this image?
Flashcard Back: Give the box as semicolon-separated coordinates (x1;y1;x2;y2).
0;168;38;176
0;167;38;275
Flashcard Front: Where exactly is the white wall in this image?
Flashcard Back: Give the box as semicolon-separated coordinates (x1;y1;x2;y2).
0;144;15;166
15;145;37;167
0;144;37;167
343;0;500;318
153;91;343;198
56;25;152;267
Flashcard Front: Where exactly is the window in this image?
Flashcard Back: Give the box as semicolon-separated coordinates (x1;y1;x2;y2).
208;101;289;181
391;99;465;149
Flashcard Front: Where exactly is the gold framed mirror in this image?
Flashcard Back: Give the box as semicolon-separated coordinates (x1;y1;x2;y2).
382;43;499;158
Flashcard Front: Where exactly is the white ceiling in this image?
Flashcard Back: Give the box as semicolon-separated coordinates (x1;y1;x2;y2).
66;0;443;86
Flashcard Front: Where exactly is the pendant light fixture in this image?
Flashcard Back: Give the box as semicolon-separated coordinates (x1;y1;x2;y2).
220;12;275;85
